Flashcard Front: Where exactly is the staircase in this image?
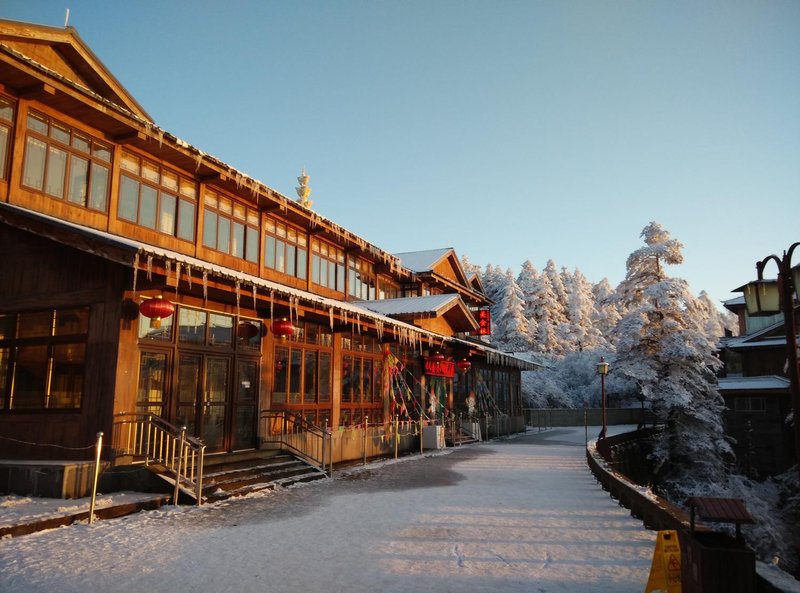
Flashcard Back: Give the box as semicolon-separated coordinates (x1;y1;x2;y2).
200;450;327;501
445;420;482;447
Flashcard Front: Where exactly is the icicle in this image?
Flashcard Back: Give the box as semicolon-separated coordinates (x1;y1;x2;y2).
329;306;334;331
186;264;193;290
194;150;204;172
356;314;361;335
146;255;153;281
269;290;274;322
165;260;172;284
252;284;257;309
155;128;164;149
202;270;208;303
174;262;182;296
235;281;241;317
132;252;140;296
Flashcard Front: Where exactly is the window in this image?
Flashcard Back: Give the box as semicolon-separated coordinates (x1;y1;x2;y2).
264;217;307;279
0;308;89;410
378;278;400;300
311;239;345;292
118;150;196;241
202;189;259;262
347;256;375;300
340;332;383;425
271;322;332;426
0;97;15;180
21;111;111;211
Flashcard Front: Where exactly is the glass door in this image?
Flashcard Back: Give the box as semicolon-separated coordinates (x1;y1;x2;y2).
233;359;258;450
202;356;229;451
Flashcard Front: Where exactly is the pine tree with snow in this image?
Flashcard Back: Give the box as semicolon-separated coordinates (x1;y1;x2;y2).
494;268;530;351
592;278;622;343
613;222;734;497
517;260;540;320
562;269;607;352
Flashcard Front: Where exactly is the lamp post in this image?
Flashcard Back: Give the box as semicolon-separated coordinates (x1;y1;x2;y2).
741;242;800;481
597;357;609;440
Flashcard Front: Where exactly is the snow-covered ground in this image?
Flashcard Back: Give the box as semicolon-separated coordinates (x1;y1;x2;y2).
0;426;656;593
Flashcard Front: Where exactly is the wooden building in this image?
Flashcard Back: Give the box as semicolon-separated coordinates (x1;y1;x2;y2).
0;19;534;483
717;296;795;476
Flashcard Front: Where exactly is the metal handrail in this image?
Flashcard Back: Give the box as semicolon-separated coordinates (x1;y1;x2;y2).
259;410;332;475
112;413;206;505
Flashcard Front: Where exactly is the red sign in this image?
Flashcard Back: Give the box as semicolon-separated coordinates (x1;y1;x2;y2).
477;309;491;336
425;359;455;378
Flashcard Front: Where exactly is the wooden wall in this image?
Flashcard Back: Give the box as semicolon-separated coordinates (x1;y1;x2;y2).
0;224;127;460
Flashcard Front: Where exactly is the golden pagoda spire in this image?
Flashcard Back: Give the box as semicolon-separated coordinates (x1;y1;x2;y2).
296;167;313;209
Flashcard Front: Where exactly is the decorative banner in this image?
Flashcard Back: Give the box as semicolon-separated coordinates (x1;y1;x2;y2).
478;308;491;335
425;359;455;378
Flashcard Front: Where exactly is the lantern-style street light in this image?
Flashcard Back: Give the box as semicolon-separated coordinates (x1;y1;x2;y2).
597;357;610;440
740;242;800;481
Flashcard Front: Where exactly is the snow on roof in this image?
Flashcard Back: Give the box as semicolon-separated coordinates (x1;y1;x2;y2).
0;203;533;369
394;248;453;273
724;296;745;306
718;375;790;392
357;294;460;317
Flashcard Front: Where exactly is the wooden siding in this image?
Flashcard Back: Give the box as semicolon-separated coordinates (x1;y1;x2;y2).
0;224;127;460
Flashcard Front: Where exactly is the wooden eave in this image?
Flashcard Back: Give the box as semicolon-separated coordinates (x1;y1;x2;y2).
414;270;491;306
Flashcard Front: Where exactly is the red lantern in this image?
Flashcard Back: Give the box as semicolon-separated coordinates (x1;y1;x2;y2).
457;359;472;373
271;318;294;338
139;296;175;329
428;351;445;363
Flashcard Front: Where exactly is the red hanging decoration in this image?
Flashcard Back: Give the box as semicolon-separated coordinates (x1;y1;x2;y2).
271;318;294;338
429;351;445;363
457;358;472;373
139;296;175;329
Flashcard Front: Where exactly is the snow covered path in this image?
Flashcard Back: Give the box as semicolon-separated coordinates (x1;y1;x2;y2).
0;427;656;593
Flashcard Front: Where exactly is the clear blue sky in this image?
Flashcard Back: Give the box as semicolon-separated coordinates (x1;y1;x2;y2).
4;1;799;307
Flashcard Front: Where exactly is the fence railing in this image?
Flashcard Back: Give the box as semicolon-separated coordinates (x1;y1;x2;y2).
112;413;206;505
259;410;332;475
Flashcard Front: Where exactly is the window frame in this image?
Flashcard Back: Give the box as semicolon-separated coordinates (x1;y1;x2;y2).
311;239;345;292
203;188;259;262
21;110;112;212
117;149;196;241
263;216;308;279
0;96;16;181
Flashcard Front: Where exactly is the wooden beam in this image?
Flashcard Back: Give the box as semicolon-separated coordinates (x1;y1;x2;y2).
18;82;55;99
112;130;146;143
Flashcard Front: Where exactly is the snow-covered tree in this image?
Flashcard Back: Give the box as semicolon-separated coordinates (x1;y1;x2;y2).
592;278;622;343
613;222;734;497
493;268;530;351
562;269;606;352
517;260;540;320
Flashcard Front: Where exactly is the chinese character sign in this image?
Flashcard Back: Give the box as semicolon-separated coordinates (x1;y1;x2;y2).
478;309;491;336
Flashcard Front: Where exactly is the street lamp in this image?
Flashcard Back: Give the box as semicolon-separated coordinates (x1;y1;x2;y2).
597;357;610;440
740;242;800;481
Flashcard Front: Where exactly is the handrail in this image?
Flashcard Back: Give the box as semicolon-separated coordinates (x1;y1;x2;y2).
112;413;206;505
259;410;332;475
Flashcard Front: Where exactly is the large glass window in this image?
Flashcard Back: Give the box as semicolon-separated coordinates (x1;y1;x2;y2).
348;256;375;300
118;150;196;241
202;189;259;262
311;239;345;292
378;277;401;300
0;308;89;410
21;112;111;212
340;332;383;425
264;217;307;279
21;111;111;211
0;97;14;180
270;321;332;427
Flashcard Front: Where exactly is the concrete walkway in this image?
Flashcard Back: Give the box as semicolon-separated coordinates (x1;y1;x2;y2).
0;427;656;593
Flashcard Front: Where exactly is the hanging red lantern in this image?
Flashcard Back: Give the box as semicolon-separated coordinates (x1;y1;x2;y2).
457;358;472;373
271;318;294;338
139;296;175;329
428;351;445;363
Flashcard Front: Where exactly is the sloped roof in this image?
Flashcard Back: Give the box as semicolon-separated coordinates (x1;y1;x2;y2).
0;19;151;120
357;294;460;316
718;375;790;392
395;248;453;273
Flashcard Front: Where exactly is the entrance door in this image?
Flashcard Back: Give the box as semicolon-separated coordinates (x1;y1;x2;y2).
175;354;230;452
